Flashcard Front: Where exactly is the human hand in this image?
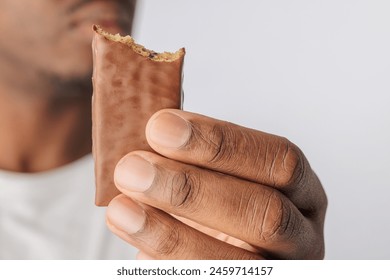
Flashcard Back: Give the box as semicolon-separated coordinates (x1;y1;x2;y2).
106;109;327;259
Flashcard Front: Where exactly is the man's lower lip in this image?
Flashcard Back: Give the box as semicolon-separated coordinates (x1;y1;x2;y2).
96;19;124;30
68;1;131;34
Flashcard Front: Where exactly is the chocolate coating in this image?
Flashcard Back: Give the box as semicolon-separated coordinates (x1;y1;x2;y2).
92;30;185;206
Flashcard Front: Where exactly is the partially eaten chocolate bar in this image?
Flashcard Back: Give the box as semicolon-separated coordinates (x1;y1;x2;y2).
92;25;185;206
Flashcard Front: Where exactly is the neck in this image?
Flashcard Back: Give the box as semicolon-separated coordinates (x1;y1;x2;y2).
0;76;92;173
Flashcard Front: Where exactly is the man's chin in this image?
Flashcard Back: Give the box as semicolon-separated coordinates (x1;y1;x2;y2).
42;70;93;99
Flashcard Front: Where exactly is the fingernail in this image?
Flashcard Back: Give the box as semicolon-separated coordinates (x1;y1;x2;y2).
107;196;145;234
114;155;155;192
148;112;191;149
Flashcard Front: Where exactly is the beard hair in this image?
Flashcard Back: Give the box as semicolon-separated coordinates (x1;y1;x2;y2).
46;71;93;99
34;69;94;116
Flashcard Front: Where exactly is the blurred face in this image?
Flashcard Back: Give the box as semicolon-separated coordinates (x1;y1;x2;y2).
0;0;136;80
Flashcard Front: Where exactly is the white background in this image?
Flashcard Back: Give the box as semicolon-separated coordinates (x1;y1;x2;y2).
133;0;390;259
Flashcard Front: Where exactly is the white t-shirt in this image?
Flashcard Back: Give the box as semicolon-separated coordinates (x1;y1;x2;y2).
0;154;137;259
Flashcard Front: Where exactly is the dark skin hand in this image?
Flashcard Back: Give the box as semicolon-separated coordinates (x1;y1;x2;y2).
106;109;327;259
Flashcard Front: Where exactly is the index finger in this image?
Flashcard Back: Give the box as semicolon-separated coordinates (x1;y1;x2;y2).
145;109;324;211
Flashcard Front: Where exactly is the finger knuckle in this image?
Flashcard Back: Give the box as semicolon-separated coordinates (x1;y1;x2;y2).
155;223;182;256
205;123;236;167
256;192;297;242
170;170;201;211
270;138;305;188
258;192;283;240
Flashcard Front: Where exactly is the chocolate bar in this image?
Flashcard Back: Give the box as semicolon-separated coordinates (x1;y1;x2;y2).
92;25;185;206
